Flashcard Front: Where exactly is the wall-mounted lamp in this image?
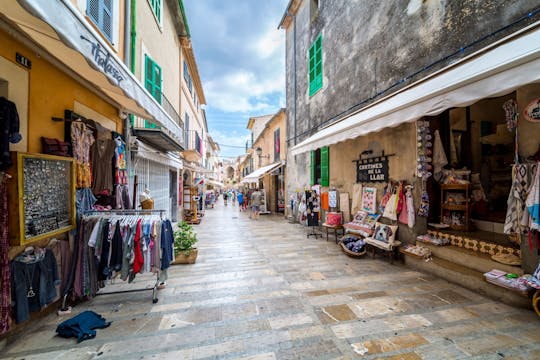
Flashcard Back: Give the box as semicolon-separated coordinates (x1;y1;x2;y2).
255;146;270;166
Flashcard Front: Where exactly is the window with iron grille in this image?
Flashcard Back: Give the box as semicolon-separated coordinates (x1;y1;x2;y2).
87;0;113;42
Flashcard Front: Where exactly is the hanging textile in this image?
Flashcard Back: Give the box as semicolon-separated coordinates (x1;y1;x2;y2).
432;130;448;182
418;183;430;218
10;248;59;324
0;97;22;170
71;121;95;188
0;174;11;334
306;190;319;226
526;162;540;232
504;164;530;237
91;139;116;195
113;133;128;186
70;212;169;302
406;185;416;228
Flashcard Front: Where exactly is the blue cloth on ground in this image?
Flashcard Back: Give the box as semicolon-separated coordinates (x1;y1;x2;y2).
56;310;111;342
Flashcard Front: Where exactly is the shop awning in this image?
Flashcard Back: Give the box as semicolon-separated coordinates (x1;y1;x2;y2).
206;179;224;188
0;0;182;140
291;24;540;155
241;162;283;183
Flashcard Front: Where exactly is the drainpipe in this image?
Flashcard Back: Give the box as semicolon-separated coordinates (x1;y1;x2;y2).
291;11;297;145
130;0;137;73
123;0;131;68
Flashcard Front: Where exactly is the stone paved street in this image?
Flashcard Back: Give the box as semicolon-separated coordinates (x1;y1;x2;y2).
2;202;540;359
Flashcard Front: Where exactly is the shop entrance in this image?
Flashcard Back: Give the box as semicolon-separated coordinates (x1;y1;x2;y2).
426;92;518;248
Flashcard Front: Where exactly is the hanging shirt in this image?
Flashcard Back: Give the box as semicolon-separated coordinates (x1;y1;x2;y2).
0;97;22;170
133;219;144;274
160;220;174;270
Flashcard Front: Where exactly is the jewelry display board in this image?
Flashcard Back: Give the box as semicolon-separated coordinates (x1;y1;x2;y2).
8;152;76;246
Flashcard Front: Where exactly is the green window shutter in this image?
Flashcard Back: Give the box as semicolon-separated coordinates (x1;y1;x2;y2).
150;0;161;21
310;150;316;186
320;146;329;186
144;55;162;105
309;34;323;96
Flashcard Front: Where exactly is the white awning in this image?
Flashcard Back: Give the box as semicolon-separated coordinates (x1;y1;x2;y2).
206;179;224;188
291;24;540;155
1;0;182;140
241;162;283;183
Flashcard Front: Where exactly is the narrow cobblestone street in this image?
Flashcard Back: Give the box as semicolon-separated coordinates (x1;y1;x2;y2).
2;202;540;360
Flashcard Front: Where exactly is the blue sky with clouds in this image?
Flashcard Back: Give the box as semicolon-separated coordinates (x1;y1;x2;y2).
183;0;289;160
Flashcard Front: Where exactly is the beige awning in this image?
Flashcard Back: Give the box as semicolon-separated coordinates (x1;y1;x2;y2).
291;24;540;155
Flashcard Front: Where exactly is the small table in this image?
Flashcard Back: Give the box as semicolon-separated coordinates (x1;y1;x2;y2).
322;223;344;243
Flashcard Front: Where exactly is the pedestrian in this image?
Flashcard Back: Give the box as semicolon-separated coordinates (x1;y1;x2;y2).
237;191;244;211
250;188;262;220
223;191;228;205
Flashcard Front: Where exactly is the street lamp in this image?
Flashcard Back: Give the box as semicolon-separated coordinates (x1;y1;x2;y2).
255;146;269;166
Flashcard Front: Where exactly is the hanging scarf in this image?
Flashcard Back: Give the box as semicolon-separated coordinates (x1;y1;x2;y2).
526;162;540;232
504;164;529;239
432;130;448;182
418;181;429;218
0;174;11;335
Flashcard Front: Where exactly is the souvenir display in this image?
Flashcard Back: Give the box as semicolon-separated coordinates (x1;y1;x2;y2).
361;187;377;213
416;120;432;179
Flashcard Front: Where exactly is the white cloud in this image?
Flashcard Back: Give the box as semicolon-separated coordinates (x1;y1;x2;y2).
204;69;284;113
252;26;284;59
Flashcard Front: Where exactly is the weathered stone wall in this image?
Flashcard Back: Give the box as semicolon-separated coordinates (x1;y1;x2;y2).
284;0;540;146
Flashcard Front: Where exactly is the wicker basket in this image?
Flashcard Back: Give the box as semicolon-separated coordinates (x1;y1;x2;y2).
141;198;154;209
340;241;367;258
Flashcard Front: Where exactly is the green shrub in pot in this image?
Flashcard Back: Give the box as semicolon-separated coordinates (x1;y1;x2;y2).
173;221;198;257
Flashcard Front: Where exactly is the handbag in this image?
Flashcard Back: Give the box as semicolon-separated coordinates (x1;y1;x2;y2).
41;137;71;157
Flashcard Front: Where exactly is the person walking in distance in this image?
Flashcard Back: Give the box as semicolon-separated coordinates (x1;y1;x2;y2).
250;188;262;220
237;191;244;212
223;191;228;205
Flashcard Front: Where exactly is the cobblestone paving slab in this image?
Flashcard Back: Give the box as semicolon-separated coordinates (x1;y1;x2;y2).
1;203;540;359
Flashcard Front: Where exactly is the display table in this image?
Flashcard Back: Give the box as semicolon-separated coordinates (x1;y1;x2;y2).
321;223;344;243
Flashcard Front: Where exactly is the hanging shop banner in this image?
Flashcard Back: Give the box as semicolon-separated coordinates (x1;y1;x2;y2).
354;156;389;183
524;98;540;122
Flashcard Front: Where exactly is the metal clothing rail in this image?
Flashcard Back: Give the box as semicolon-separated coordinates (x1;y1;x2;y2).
60;209;168;311
84;210;166;304
83;209;166;218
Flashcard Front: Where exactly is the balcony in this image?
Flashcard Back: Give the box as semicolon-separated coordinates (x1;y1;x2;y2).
182;130;203;163
132;93;184;152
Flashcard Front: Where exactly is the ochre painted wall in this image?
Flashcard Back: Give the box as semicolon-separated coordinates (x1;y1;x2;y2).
0;29;122;154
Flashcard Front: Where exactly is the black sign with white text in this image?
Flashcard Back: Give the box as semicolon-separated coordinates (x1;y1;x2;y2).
354;156;389;183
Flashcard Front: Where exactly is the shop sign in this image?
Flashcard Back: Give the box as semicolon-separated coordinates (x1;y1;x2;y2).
81;36;124;85
353;155;390;183
524;98;540;123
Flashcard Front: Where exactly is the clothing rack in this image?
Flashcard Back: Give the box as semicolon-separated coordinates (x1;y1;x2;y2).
60;209;168;311
84;209;167;304
83;209;166;219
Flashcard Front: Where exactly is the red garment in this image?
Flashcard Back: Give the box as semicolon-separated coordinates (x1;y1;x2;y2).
133;219;144;274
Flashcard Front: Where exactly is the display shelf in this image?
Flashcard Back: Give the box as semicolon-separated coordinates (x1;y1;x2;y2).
441;204;467;211
440;183;470;231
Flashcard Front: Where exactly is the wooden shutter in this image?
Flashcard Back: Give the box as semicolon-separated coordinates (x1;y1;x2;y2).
320;146;329;186
309;34;323;96
310;150;316;186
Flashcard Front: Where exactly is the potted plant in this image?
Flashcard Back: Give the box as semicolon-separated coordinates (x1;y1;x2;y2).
172;221;199;264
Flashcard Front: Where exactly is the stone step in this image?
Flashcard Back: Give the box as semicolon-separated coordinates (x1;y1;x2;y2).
402;254;532;309
415;241;524;276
